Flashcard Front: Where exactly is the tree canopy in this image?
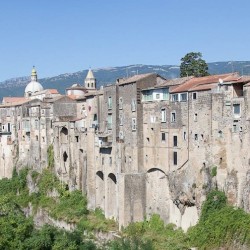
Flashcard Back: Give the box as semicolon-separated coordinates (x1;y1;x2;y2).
180;52;209;77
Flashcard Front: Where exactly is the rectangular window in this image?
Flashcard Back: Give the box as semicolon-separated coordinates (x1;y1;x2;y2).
171;112;176;122
233;124;237;132
173;135;178;147
183;131;187;141
109;157;112;166
107;114;112;129
131;99;136;112
7;123;11;132
161;109;166;122
194;113;198;122
132;118;137;131
233;104;240;115
172;94;179;102
163;88;169;100
162;133;166;142
173;152;177;165
192;92;197;100
119;114;123;126
108;97;112;109
194;134;198;140
119;97;123;109
119;131;124;139
142;90;153;101
102;157;104;165
180;93;187;101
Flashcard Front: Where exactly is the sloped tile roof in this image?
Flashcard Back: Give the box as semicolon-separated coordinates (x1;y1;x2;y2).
2;97;28;104
117;73;154;85
171;73;241;93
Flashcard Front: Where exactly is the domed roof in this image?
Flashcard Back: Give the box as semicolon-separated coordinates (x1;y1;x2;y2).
24;67;44;96
25;81;44;94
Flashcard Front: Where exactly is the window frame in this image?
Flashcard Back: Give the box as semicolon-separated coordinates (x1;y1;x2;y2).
171;112;176;123
161;108;166;122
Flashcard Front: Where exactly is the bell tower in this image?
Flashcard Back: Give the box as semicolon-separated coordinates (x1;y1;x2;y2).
84;68;96;90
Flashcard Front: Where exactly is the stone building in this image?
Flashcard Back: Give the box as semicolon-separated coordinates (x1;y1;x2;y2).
2;68;250;231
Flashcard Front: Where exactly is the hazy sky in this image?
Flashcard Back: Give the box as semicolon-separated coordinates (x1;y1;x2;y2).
0;0;250;81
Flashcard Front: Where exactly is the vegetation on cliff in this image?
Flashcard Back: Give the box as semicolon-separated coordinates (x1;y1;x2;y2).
0;168;250;249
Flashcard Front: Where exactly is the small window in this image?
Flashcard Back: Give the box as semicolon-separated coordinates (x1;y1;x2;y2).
119;114;123;126
173;152;177;165
132;118;137;131
102;157;104;165
233;124;237;132
192;92;197;100
119;131;124;139
109;157;112;166
194;134;198;140
171;112;176;122
119;97;123;109
233;104;240;115
173;135;178;147
180;93;187;102
172;94;179;102
183;131;187;141
194;113;198;122
162;133;166;142
7;123;11;132
75;136;79;142
161;109;166;122
107;114;112;130
131;99;136;112
108;97;112;109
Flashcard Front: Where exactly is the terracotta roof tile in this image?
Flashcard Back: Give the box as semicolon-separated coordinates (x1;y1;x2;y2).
171;73;241;93
48;89;59;94
2;97;28;104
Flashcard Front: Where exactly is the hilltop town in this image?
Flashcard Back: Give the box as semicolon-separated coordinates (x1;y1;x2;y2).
1;67;250;231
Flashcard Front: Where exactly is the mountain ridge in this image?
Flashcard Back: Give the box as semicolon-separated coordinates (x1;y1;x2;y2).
1;61;250;101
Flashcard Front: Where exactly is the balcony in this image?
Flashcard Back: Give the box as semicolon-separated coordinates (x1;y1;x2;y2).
98;133;112;148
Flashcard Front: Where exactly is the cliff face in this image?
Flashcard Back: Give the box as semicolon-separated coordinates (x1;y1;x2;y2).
1;72;250;233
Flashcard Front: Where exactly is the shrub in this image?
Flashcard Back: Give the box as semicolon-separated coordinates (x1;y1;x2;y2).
211;166;217;177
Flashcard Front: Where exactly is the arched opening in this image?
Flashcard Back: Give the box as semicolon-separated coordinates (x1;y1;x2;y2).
96;171;105;210
146;168;170;223
60;127;68;143
106;173;117;218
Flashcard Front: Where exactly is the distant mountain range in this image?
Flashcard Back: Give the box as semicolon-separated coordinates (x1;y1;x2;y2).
1;61;250;101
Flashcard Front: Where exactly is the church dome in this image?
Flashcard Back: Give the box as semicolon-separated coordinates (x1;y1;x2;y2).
24;67;44;97
25;81;44;93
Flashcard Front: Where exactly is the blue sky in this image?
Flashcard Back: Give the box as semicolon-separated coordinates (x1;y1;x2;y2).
0;0;250;81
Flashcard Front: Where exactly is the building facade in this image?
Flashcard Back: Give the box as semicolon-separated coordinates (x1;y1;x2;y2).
1;68;250;231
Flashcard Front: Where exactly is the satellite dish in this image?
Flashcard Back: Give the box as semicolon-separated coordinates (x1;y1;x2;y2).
219;78;223;84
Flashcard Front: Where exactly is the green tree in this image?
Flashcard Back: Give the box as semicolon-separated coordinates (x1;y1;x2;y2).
180;52;209;77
